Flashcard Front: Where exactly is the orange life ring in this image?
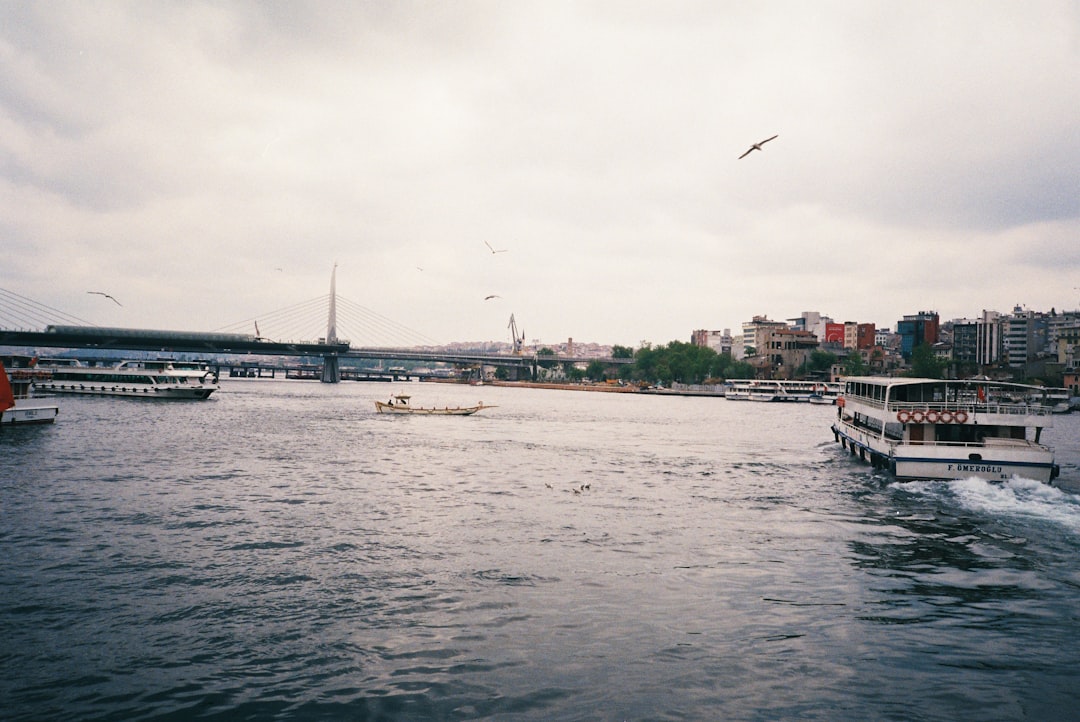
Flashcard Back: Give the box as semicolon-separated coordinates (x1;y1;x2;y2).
953;410;968;424
925;410;940;423
939;411;953;423
911;410;925;423
897;410;911;423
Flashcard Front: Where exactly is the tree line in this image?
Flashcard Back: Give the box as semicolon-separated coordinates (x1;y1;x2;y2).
529;340;949;385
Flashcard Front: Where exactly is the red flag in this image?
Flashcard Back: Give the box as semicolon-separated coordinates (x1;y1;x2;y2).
0;361;16;412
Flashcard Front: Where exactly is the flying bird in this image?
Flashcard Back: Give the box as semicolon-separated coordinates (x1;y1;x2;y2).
484;241;508;254
484;295;501;301
87;291;122;306
738;134;779;159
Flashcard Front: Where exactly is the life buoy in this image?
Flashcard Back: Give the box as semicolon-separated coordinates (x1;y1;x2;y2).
953;410;968;424
925;410;940;423
939;411;953;423
837;397;845;408
911;410;925;423
897;410;911;423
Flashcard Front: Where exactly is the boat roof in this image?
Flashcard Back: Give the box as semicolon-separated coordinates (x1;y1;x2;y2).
841;376;1051;392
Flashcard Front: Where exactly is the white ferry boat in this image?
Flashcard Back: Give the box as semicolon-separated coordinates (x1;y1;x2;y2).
34;359;219;399
726;379;841;403
1041;387;1073;414
831;377;1059;483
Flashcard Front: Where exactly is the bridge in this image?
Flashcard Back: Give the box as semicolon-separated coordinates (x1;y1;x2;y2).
0;272;630;382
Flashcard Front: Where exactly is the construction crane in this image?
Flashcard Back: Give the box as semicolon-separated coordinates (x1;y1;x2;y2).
508;314;525;355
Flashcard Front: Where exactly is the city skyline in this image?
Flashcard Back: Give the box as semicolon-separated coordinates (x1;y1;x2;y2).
2;3;1079;347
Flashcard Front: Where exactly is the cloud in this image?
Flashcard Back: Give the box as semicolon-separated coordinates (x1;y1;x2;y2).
2;1;1079;347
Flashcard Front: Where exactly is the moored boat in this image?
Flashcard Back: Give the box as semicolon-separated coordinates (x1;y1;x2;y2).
375;394;493;416
1;359;59;426
726;379;841;402
831;376;1059;483
34;358;219;399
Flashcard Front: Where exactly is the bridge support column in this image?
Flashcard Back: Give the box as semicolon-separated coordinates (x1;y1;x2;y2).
321;355;341;383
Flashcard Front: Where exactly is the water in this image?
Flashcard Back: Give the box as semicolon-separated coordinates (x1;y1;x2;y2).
3;380;1080;721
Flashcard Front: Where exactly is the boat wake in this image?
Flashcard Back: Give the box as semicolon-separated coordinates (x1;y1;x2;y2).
897;476;1080;534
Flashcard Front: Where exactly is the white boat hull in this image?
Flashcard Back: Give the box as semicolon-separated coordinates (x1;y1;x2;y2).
1;402;59;425
35;381;215;399
832;422;1057;483
374;400;490;416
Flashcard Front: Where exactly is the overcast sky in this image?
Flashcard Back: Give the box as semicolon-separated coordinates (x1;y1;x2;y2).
3;1;1079;348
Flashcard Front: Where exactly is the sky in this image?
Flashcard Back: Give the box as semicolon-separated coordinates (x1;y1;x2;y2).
2;1;1079;349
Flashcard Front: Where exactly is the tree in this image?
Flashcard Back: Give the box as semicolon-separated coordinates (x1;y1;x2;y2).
843;352;867;376
612;345;634;359
585;359;607;381
908;343;946;378
807;350;838;373
536;347;558;369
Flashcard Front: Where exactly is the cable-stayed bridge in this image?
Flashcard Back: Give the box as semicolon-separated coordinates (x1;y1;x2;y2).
0;280;629;382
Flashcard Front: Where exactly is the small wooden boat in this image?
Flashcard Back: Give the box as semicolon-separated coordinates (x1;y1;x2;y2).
374;394;494;416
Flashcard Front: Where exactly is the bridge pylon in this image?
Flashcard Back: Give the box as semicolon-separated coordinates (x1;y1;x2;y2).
321;263;342;383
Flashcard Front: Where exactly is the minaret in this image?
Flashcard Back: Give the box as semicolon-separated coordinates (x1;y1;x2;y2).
321;263;342;383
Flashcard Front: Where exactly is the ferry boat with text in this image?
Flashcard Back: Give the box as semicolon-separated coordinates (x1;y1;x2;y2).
831;377;1059;483
34;359;219;399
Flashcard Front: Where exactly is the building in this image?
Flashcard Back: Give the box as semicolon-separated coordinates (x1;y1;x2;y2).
1002;306;1048;367
975;310;1001;366
1047;310;1080;365
691;329;733;356
788;312;832;344
856;323;876;350
823;322;845;345
741;316;788;357
763;328;819;378
897;311;940;360
950;318;979;366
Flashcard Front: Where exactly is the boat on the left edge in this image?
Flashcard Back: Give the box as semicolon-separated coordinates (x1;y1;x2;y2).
33;358;219;399
1;358;59;426
375;394;494;416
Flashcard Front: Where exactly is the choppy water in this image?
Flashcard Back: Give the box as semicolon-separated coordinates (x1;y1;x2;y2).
2;380;1080;721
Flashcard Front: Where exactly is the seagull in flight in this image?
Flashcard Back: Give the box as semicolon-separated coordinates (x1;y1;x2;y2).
484;294;501;301
739;134;779;159
484;241;508;254
87;291;122;306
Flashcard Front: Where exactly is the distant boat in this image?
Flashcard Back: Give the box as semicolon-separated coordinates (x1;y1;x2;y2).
375;394;494;416
1;359;59;426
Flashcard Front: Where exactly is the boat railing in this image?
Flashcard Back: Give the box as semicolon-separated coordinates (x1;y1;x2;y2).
848;397;1053;418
